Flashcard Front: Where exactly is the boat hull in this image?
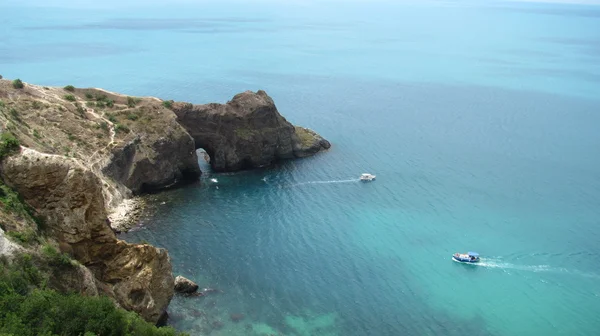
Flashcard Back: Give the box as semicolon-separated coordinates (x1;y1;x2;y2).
452;256;479;263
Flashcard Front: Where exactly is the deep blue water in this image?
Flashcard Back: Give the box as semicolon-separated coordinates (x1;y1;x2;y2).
2;1;600;335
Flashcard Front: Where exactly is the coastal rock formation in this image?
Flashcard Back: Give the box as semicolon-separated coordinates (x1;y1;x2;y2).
174;275;199;293
0;149;174;323
172;90;330;172
99;101;201;194
0;79;330;325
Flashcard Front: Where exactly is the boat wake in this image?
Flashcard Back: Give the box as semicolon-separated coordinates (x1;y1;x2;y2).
286;179;360;188
458;258;600;279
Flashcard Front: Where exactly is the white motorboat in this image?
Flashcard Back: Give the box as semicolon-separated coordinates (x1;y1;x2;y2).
360;173;376;181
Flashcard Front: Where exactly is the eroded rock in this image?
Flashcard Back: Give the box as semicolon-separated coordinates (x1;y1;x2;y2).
172;90;330;172
0;149;173;324
174;275;199;293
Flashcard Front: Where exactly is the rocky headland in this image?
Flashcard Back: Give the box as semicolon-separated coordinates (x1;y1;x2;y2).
0;78;329;325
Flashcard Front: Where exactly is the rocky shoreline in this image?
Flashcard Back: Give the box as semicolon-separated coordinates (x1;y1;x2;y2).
0;78;330;325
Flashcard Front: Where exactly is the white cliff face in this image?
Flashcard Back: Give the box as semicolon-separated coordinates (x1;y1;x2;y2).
0;227;22;259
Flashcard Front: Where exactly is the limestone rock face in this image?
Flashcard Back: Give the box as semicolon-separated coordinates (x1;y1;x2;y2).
0;149;174;324
172;90;330;172
174;275;199;293
0;228;23;259
101;109;201;195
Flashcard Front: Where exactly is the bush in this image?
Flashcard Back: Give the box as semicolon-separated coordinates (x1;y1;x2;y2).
41;244;72;267
0;100;4;108
96;101;106;108
126;113;139;121
107;114;117;123
0;258;187;336
85;93;94;100
64;94;76;102
127;97;138;108
5;230;38;246
0;132;20;159
162;100;173;109
99;122;109;132
12;79;24;89
75;104;86;116
114;123;130;134
95;95;107;102
8;108;19;121
64;85;75;92
106;99;114;108
31;101;42;110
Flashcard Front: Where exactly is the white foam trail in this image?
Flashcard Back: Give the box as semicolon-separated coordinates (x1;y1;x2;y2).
457;258;600;279
287;179;359;187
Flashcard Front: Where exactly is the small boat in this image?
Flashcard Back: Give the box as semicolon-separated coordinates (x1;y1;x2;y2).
210;178;218;183
360;173;376;181
452;251;480;263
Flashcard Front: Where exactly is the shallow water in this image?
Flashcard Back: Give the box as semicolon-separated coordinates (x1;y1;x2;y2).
3;0;600;335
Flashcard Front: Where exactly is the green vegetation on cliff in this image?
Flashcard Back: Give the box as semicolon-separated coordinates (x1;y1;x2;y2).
0;132;20;160
0;256;187;336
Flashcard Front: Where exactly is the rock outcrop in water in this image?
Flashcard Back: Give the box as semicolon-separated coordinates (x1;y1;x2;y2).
172;90;330;171
0;79;329;325
174;275;199;293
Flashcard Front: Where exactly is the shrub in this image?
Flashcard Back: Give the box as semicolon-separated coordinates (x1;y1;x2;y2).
99;122;109;132
96;101;106;108
106;99;114;108
162;100;173;109
0;100;4;108
127;96;137;108
63;85;75;92
33;130;41;139
126;113;139;121
31;101;42;110
75;104;85;117
5;230;38;245
85;92;94;100
86;101;95;107
8;108;19;121
107;114;117;123
0;258;188;336
114;123;130;134
64;95;76;102
0;132;20;159
95;95;107;102
41;244;72;267
12;79;24;89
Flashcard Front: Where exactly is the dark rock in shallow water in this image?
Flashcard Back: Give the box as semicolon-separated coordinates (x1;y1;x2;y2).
230;313;245;322
172;90;330;172
174;275;199;293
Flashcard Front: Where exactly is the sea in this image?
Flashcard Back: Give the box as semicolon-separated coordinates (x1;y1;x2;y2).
2;0;600;335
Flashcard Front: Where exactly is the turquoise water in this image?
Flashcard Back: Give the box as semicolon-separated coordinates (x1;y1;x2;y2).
3;0;600;335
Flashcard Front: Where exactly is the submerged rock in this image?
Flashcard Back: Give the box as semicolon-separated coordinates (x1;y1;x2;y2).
174;275;199;293
172;90;330;172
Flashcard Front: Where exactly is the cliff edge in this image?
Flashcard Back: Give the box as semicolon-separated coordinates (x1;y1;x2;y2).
172;90;330;171
0;78;330;325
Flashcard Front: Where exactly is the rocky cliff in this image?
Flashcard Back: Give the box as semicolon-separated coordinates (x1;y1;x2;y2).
172;90;330;171
1;149;173;323
0;79;329;325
